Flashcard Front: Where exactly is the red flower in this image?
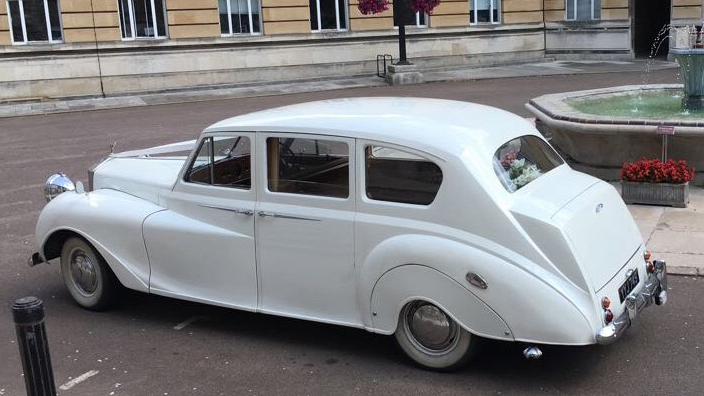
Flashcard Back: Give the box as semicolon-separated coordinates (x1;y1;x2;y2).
410;0;441;14
619;158;695;184
358;0;390;14
500;150;517;168
358;0;441;15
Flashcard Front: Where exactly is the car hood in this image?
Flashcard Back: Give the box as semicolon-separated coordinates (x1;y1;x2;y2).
93;157;185;203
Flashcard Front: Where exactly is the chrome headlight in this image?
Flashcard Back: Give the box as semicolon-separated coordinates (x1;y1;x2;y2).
44;173;75;202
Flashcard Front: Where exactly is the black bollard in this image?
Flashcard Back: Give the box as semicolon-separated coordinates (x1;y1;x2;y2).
12;297;57;396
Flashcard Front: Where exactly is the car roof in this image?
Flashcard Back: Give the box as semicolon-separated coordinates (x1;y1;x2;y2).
204;97;538;160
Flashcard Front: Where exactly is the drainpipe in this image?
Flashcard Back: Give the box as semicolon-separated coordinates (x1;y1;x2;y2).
543;0;547;58
89;0;106;98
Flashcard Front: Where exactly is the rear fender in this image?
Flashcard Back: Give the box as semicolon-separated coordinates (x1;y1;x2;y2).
360;234;597;345
370;265;513;341
35;190;164;292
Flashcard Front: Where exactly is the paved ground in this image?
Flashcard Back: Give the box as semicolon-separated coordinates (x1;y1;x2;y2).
2;67;703;395
0;59;677;118
626;186;704;276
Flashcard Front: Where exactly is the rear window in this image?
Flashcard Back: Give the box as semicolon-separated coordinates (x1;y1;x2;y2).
493;135;563;192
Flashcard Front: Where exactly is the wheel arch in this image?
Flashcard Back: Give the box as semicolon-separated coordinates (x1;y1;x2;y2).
34;190;162;293
39;226;148;292
368;264;514;341
43;229;81;261
358;234;597;345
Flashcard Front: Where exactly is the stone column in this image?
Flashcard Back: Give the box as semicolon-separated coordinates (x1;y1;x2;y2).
0;1;10;45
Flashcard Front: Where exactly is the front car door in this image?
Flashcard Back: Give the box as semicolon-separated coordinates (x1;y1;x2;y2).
255;133;359;326
143;132;258;310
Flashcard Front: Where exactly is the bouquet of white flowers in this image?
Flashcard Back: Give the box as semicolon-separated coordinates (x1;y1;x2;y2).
505;157;543;190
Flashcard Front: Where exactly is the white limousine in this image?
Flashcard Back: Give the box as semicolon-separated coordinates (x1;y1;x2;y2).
31;98;667;370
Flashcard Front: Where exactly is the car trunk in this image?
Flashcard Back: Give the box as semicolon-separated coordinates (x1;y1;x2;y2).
551;182;643;291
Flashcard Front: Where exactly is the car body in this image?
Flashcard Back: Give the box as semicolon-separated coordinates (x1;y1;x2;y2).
31;97;668;369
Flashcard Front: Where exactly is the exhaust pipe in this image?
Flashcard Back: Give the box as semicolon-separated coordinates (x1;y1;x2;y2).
523;346;543;360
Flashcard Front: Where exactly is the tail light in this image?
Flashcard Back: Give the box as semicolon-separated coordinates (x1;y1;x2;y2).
604;309;614;324
646;261;655;273
644;251;652;261
602;297;611;309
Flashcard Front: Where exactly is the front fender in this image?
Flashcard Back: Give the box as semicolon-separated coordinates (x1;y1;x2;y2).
35;189;165;292
359;234;598;345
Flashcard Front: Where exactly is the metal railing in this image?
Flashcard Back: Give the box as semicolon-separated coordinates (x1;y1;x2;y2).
376;54;393;78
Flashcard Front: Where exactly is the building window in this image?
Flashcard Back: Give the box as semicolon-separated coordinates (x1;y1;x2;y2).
393;11;427;28
6;0;62;44
118;0;167;39
310;0;347;31
470;0;500;24
219;0;261;35
566;0;600;20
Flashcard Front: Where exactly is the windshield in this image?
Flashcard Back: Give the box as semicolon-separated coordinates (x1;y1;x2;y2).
493;135;564;192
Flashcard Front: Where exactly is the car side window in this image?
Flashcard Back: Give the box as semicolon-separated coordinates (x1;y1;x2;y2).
185;136;251;189
365;145;443;205
266;137;349;198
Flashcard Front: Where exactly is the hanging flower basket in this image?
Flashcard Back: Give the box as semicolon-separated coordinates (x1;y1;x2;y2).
358;0;441;15
619;158;695;207
358;0;389;14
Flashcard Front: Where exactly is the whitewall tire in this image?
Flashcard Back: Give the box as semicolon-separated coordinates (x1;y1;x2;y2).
60;237;118;310
394;301;478;371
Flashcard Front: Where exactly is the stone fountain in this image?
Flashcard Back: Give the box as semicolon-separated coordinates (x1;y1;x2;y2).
671;48;704;110
526;28;704;182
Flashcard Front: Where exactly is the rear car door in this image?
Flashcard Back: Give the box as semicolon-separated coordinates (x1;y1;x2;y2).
255;133;359;326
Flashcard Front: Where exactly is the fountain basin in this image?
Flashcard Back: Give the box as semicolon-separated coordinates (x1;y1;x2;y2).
526;84;704;181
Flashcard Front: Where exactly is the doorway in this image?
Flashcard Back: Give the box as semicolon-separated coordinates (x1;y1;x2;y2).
633;0;672;58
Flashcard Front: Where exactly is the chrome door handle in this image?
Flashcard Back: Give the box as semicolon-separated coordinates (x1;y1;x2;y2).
198;204;254;216
258;211;276;217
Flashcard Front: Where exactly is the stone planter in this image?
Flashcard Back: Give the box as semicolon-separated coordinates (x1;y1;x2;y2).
621;181;690;208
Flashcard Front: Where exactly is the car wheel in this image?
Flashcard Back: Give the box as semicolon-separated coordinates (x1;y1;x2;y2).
394;300;478;371
60;237;118;311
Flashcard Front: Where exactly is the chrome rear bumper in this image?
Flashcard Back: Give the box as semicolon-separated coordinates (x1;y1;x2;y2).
596;260;667;345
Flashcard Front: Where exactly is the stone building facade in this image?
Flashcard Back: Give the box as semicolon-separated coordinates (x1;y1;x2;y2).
0;0;700;100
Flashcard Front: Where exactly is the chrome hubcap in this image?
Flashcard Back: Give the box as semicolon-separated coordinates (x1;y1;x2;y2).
404;301;459;355
69;249;98;296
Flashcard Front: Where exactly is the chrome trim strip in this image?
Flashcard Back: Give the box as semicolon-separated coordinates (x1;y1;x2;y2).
257;211;320;222
198;204;254;216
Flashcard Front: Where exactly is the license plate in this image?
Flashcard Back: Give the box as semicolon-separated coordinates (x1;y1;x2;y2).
619;269;640;303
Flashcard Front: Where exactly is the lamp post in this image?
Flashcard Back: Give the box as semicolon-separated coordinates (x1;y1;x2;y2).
358;0;437;84
394;0;412;65
386;0;423;84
